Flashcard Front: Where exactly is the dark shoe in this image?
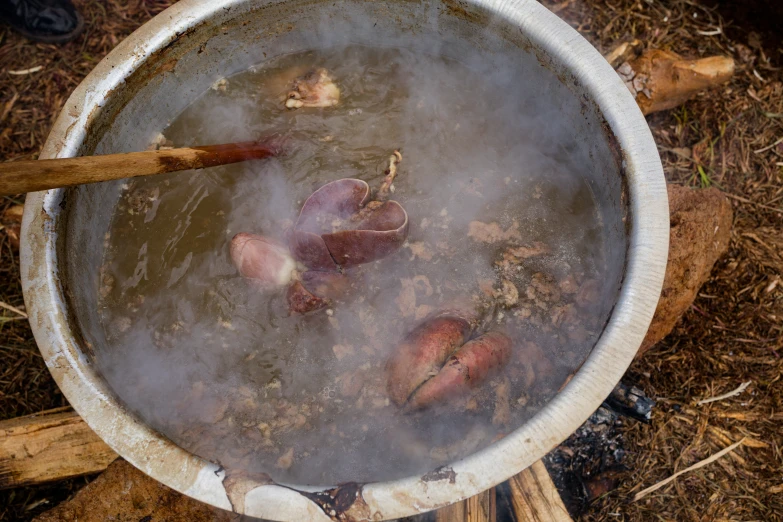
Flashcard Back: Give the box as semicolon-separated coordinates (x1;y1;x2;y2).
0;0;84;44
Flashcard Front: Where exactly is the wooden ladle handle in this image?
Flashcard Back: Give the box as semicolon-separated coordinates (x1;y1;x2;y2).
0;138;285;196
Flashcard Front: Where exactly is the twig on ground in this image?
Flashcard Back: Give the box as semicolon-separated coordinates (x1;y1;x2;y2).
753;136;783;154
695;27;722;36
632;439;745;502
7;66;43;76
723;192;783;214
696;381;752;405
0;317;27;324
0;301;27;318
0;93;19;124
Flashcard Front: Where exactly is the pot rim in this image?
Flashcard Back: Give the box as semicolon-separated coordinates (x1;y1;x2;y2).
20;0;668;519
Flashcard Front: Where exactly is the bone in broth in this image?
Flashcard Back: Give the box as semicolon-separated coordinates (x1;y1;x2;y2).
96;46;620;486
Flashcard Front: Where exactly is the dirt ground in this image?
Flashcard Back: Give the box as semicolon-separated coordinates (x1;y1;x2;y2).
0;0;781;521
0;3;174;519
544;1;783;520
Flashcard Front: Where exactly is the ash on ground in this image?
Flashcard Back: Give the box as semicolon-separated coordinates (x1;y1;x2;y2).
544;383;655;517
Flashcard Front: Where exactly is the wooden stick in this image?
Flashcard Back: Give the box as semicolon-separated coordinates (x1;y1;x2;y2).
0;408;117;489
0;138;284;196
507;461;572;522
435;487;496;522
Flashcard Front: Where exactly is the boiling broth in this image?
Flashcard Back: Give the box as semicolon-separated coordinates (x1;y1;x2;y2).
96;46;619;486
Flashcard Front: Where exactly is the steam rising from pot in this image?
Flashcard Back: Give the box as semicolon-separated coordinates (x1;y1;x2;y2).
93;25;622;486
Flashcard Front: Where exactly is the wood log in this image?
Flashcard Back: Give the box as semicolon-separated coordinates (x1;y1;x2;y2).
433;460;572;522
435;487;496;522
0;407;117;489
507;461;572;522
614;49;735;115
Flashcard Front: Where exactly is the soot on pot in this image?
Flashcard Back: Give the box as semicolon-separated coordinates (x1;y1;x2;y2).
94;44;621;486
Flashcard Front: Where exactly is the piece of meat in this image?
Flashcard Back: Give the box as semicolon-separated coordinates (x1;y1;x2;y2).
299;270;350;300
229;233;296;289
386;315;473;406
406;331;512;411
290;175;409;270
492;376;511;427
286;281;329;314
285;68;340;109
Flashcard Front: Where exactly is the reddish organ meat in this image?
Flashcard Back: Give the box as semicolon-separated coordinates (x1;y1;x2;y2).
229;233;296;289
386;315;473;406
299;271;350;301
287;281;329;314
289;177;409;270
286;271;351;314
231;152;407;315
406;331;512;411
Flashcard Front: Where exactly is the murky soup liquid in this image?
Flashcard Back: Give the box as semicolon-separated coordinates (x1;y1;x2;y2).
97;46;618;486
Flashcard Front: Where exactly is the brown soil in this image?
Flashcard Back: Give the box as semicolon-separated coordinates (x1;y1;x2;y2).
543;0;783;520
0;2;174;520
701;0;783;66
1;0;781;521
639;185;733;354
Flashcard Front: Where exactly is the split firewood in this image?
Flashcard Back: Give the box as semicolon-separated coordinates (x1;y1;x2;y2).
0;407;118;490
506;461;573;521
10;408;565;521
607;43;735;115
435;487;496;522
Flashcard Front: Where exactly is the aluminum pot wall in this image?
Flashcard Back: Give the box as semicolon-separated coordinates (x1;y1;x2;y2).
20;0;668;520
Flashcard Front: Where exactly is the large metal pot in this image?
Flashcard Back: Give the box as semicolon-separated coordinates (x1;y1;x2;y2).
20;0;668;519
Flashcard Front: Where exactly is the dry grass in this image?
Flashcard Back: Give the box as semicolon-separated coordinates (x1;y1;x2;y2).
542;0;783;520
1;0;781;520
0;2;174;519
